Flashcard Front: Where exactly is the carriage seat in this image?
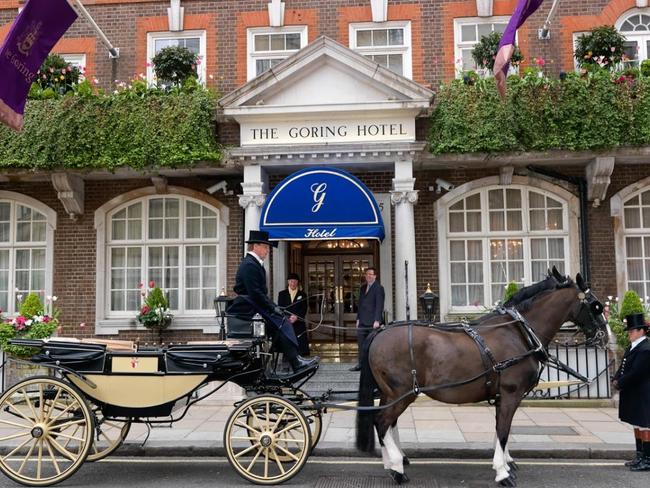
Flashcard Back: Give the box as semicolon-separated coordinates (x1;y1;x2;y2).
225;316;256;339
49;337;136;352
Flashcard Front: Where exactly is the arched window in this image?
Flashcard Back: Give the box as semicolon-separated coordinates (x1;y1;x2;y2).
617;10;650;68
0;192;56;314
620;187;650;298
436;178;578;317
96;188;229;333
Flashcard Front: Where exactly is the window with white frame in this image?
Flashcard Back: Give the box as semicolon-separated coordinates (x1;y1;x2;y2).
350;21;412;78
445;186;569;311
59;53;86;78
0;196;55;314
247;26;308;80
147;30;206;84
617;11;650;69
454;17;512;76
105;195;222;318
621;188;650;299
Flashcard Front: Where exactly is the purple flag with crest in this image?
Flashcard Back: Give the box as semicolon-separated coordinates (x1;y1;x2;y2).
0;0;77;131
493;0;545;98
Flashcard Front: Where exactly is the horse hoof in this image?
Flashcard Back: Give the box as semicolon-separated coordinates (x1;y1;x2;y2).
389;470;409;485
508;461;519;472
498;474;517;487
403;456;410;466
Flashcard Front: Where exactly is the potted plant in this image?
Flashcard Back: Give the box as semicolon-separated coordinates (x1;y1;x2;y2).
574;25;626;71
136;282;173;343
151;45;199;88
605;290;647;350
471;31;523;75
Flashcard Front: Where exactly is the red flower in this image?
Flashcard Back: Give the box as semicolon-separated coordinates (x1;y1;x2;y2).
149;281;155;288
42;316;50;323
141;305;150;315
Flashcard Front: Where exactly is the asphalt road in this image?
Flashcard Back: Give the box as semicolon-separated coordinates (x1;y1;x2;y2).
0;457;647;488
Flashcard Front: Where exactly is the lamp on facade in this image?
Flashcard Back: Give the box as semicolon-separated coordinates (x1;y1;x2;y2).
214;288;231;340
419;283;438;323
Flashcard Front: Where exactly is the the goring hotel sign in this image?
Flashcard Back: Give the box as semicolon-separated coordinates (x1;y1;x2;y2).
240;116;415;146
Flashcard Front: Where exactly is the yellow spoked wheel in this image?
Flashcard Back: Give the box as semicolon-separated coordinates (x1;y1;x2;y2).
87;403;130;462
0;376;93;486
245;388;321;461
225;394;311;485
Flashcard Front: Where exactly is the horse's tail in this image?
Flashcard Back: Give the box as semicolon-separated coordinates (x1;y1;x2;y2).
355;328;381;453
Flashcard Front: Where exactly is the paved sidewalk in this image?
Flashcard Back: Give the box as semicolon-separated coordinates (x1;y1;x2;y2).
118;398;634;460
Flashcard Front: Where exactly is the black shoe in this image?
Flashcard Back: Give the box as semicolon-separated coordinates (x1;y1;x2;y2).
625;452;643;467
291;355;319;373
349;365;361;371
630;457;650;472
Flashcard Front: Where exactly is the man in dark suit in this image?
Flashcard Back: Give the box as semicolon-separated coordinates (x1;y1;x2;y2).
227;230;318;373
278;273;310;356
350;267;384;371
613;312;650;471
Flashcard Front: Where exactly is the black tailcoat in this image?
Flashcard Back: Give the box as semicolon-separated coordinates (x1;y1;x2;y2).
613;337;650;428
227;253;298;346
278;288;310;356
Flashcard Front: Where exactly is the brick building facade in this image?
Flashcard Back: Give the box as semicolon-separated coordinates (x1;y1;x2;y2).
1;0;650;356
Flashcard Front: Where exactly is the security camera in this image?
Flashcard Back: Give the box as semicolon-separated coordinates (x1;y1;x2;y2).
435;178;455;194
207;181;232;195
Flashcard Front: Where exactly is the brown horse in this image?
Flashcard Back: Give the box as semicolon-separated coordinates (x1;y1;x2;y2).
356;269;607;487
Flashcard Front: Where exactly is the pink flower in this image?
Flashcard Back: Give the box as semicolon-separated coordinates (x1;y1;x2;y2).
141;305;150;314
79;322;86;328
61;68;66;74
534;57;546;67
138;282;144;288
149;281;155;288
611;46;616;52
42;316;50;323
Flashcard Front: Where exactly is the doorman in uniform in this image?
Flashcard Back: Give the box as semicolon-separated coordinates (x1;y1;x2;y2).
227;230;319;373
612;312;650;471
278;272;310;356
350;266;384;372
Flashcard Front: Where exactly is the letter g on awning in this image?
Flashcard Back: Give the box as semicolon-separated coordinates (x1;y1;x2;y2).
260;167;385;241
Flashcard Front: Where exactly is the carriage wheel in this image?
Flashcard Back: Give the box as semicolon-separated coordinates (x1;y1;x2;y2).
86;402;131;462
225;394;311;485
0;376;93;486
245;388;322;460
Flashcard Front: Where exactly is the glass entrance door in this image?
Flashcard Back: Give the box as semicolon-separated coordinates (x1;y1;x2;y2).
304;254;373;343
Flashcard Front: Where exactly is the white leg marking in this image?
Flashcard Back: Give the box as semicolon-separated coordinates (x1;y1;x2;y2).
382;427;404;473
492;439;510;482
392;425;406;459
504;444;514;464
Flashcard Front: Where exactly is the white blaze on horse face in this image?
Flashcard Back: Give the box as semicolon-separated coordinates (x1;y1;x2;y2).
492;439;511;482
381;427;405;473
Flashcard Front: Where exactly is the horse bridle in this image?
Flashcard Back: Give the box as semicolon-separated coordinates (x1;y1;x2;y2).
574;288;607;345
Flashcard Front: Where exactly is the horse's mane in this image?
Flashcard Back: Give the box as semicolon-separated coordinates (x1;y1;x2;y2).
503;275;574;312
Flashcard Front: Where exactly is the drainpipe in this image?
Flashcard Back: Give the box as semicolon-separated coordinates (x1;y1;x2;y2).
526;166;590;283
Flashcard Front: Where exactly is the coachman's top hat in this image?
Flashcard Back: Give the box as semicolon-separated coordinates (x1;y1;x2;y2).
624;313;649;331
245;230;278;247
287;272;300;281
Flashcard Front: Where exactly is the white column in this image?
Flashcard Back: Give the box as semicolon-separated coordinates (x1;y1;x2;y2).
239;165;270;278
272;242;288;300
391;160;418;321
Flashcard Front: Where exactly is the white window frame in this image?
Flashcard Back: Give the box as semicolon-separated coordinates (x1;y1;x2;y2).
0;191;57;316
453;16;514;77
572;31;590;71
616;8;650;69
247;26;308;81
349;21;412;79
94;187;229;334
435;176;580;319
58;53;86;79
146;30;207;85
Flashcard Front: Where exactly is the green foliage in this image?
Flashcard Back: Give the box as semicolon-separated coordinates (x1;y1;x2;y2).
137;284;173;330
19;293;43;318
152;46;198;88
0;82;221;171
607;291;646;350
429;68;650;154
146;287;169;310
502;282;520;304
641;59;650;78
471;32;523;72
36;54;81;95
574;26;625;70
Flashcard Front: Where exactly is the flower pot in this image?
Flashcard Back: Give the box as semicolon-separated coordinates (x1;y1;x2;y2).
477;0;493;17
2;357;48;390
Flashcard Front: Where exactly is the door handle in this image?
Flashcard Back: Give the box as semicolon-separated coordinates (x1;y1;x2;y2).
337;286;343;304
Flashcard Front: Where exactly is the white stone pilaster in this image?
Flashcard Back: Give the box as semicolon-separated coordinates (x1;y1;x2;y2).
371;0;388;23
476;0;494;17
391;160;418;321
240;165;270;278
268;0;285;27
167;0;184;31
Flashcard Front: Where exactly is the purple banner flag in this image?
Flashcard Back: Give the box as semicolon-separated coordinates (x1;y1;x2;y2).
0;0;77;131
493;0;545;98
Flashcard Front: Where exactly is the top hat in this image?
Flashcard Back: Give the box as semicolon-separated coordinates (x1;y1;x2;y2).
246;230;277;247
287;272;300;281
624;313;648;331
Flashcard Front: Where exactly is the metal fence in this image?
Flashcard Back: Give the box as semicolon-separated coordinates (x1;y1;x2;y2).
527;344;612;399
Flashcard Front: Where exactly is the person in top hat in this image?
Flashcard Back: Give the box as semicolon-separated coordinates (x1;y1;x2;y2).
612;312;650;471
227;230;319;373
278;273;310;357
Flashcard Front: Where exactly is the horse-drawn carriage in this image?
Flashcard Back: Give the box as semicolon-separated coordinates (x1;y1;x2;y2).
0;268;608;488
0;314;323;487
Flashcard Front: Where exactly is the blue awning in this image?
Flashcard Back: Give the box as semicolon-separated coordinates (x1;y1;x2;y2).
260;167;385;241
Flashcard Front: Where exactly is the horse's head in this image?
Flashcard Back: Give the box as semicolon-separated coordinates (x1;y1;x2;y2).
567;273;608;347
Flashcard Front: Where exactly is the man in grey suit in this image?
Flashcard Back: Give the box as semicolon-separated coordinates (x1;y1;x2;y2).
350;267;385;371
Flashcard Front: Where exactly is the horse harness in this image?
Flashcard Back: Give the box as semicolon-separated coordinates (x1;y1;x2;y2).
406;306;549;405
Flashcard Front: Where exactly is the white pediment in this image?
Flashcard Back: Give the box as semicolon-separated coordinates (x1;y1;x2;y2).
219;36;433;120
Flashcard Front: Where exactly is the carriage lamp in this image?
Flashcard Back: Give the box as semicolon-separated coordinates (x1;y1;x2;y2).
419;283;438;323
214;288;230;340
252;313;266;338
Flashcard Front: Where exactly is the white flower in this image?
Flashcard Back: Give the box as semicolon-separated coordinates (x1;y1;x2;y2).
25;319;32;326
51;296;57;301
607;296;613;301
